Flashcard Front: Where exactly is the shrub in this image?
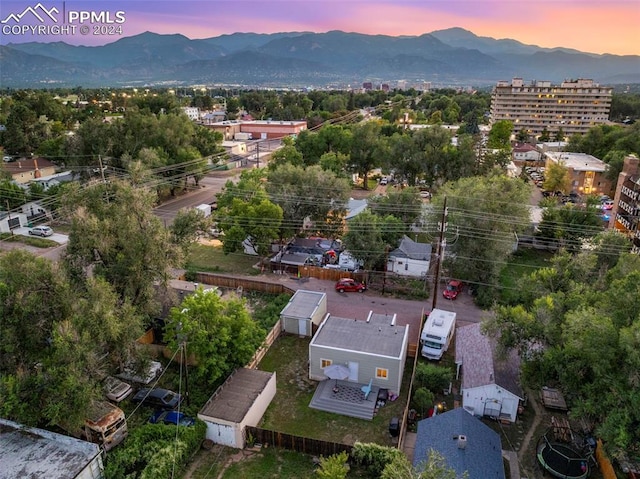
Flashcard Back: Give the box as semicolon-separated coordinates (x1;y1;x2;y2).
316;451;349;479
350;442;405;476
411;387;434;417
414;362;452;393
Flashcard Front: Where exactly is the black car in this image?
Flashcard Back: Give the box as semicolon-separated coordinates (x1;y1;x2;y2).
132;388;182;410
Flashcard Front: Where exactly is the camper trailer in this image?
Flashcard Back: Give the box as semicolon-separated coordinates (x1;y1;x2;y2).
420;309;457;360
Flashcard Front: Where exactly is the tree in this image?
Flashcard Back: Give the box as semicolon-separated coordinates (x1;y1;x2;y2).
349;122;384;189
487;120;513;149
368;187;422;229
342;210;387;270
543;160;571;193
61;180;183;316
433;174;531;305
163;288;265;387
266;164;350;238
536;203;602;253
412;387;434;418
382;450;462;479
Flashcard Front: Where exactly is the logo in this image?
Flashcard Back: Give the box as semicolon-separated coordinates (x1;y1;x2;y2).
2;2;126;39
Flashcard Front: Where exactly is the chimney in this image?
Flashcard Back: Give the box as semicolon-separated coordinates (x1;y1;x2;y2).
34;158;41;178
457;435;467;449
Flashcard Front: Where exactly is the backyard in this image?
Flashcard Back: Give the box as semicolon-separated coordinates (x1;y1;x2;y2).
257;334;411;447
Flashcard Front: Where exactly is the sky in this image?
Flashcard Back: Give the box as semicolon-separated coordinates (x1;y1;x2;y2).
1;0;639;55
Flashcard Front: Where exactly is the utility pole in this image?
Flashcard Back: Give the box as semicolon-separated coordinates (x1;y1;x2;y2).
98;155;106;183
430;196;448;311
382;245;389;295
256;141;260;168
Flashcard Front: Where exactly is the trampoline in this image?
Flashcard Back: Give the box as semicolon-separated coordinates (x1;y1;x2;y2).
536;434;590;479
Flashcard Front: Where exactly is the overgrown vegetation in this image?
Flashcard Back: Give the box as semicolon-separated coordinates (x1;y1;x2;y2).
104;421;206;478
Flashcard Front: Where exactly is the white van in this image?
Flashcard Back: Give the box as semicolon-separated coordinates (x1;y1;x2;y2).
420;309;457;360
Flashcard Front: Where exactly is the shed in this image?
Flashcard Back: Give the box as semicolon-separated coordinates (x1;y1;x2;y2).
309;312;409;393
280;290;327;337
0;417;104;479
198;368;276;449
0;211;28;233
413;408;505;479
387;235;432;277
455;323;523;423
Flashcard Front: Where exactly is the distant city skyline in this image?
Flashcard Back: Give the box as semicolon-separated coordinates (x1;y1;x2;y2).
1;0;638;56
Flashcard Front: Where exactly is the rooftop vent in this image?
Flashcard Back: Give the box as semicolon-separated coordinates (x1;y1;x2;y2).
457;435;467;449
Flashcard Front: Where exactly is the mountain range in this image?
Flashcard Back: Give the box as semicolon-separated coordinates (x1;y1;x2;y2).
1;28;639;88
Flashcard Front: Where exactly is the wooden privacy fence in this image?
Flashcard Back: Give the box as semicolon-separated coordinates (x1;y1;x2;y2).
193;272;295;295
297;265;367;283
245;319;282;369
245;426;352;457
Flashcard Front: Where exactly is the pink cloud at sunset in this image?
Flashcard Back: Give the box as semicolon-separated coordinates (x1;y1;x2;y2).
1;0;638;55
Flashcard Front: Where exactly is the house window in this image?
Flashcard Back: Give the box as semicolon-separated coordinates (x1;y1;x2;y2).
321;359;332;369
376;368;388;380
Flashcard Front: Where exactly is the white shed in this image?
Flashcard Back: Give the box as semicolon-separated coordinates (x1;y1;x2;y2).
280;290;328;337
455;323;523;423
0;418;104;479
0;211;28;233
198;368;276;449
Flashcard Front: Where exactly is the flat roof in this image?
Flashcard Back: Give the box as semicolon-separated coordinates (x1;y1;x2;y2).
311;313;408;358
199;368;274;423
546;152;606;172
281;290;326;320
0;418;101;479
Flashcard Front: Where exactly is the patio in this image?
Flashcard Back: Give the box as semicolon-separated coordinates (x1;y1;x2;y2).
309;379;380;420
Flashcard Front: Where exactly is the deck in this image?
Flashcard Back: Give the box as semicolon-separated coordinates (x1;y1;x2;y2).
541;386;568;411
309;379;379;420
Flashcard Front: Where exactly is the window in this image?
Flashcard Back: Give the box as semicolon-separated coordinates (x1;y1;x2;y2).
321;359;332;368
376;368;388;380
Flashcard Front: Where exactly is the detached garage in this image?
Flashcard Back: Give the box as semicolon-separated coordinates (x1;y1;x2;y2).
280;290;327;337
198;368;276;449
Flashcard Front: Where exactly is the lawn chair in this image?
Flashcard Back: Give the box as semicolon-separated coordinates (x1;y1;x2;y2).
361;378;373;400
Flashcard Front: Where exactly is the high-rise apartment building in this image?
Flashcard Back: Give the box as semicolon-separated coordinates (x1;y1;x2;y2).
490;78;612;137
611;154;640;254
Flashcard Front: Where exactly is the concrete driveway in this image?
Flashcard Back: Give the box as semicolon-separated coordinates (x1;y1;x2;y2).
263;274;489;345
12;226;69;245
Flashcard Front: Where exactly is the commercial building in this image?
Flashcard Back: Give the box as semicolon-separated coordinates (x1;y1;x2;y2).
544;151;611;196
491;78;612;137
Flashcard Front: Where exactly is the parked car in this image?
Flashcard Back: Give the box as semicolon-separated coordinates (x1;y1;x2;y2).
442;280;464;300
602;200;614;210
335;278;366;293
116;360;162;385
149;410;195;427
103;376;133;403
379;177;388;186
29;225;53;237
132;388;182;410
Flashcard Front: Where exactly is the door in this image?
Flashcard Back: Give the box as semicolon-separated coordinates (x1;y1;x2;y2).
298;319;308;337
348;361;359;382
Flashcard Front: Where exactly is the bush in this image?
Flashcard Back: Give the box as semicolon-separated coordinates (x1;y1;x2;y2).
414;362;453;393
104;420;206;478
411;387;434;417
316;451;349;479
350;442;405;476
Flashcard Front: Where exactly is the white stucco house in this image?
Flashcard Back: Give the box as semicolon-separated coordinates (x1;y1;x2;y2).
455;323;523;423
387;235;432;277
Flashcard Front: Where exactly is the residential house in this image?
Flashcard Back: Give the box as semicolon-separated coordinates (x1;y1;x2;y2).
412;408;505;479
2;157;57;184
387;235;432;277
309;312;409;394
455;323;523;423
0;417;104;479
198;368;276;449
280;290;328;337
512;143;541;165
544;151;612;196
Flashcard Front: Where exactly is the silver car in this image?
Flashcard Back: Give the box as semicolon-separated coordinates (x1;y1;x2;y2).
29;225;53;237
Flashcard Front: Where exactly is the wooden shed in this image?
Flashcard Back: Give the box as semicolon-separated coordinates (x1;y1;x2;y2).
198;368;276;449
280;290;327;337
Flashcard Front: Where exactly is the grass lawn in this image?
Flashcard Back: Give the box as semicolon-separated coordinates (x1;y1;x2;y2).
498;248;554;305
186;243;261;275
221;447;317;479
257;335;410;447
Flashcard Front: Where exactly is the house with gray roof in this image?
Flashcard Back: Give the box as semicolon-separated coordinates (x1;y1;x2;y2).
387;235;432;278
413;408;505;479
0;417;104;479
455;323;523;423
309;311;409;394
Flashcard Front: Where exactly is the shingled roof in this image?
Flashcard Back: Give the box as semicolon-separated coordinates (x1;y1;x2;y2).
389;235;432;261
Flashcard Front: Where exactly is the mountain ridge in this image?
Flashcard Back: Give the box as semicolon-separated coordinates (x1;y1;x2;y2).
2;28;638;88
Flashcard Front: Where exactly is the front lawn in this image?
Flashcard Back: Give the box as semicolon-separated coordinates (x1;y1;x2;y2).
258;335;410;446
497;248;553;305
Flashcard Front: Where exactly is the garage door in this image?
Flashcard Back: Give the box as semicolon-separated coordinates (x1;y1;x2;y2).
8;217;20;230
